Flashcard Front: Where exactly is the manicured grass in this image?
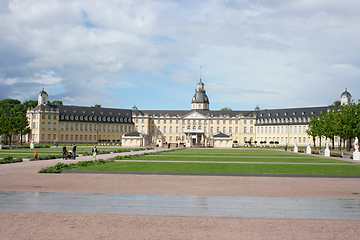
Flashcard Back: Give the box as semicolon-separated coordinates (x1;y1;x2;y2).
69;148;360;176
135;155;349;163
0;146;148;159
72;161;360;176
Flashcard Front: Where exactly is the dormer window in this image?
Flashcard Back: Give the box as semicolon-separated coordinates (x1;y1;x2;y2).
293;112;296;115
302;112;305;115
284;113;288;116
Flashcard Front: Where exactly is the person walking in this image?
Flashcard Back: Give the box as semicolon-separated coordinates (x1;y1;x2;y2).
62;144;67;160
92;145;98;160
34;151;38;161
72;143;77;160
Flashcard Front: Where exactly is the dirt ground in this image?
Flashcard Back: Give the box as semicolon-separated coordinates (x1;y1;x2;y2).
1;152;360;239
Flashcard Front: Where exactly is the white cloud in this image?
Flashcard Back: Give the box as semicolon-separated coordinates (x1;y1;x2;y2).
0;0;359;109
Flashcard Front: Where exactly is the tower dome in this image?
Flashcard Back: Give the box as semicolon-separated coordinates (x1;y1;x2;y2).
191;79;210;110
38;88;48;105
340;88;352;105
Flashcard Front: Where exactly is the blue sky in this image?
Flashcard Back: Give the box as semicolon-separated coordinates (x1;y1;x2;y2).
0;0;359;111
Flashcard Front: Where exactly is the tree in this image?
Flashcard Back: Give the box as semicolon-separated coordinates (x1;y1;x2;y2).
11;110;29;145
220;107;232;111
0;99;21;112
50;100;63;105
23;100;38;110
332;100;341;108
92;104;101;108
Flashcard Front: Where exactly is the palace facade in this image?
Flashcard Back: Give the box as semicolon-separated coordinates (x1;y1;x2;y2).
26;80;352;148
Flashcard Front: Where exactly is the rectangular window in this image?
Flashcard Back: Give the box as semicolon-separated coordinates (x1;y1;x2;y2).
42;115;45;119
75;135;78;140
42;134;45;140
80;124;83;131
229;127;232;133
48;115;51;119
244;126;247;133
223;127;226;133
53;134;56;140
61;135;64;140
103;125;106;131
71;135;73;140
217;127;220;133
70;124;74;131
142;125;145;132
75;124;78;131
235;127;238;133
66;135;68;140
84;135;87;141
42;122;45;130
170;136;172;142
120;125;123;132
211;126;213;133
53;115;56;120
48;122;51;130
80;135;83;141
112;125;114;132
170;126;172;133
116;125;119;132
94;124;97;131
163;126;166;133
89;135;92;141
151;126;154;132
53;123;57;130
48;134;51;140
176;126;179;133
124;126;127;132
128;126;132;132
244;120;247;124
108;125;110;131
250;127;253;133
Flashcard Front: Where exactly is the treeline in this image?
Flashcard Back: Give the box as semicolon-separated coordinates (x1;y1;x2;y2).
0;99;62;145
306;101;360;151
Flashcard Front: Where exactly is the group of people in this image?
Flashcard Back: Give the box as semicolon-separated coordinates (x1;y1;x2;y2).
62;144;98;160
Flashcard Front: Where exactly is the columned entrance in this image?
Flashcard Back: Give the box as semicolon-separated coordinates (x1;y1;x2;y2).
184;130;206;147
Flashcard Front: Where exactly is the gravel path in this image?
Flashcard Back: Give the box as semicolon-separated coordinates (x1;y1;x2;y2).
1;147;360;239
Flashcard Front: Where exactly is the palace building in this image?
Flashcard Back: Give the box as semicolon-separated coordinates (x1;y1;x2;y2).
26;80;352;148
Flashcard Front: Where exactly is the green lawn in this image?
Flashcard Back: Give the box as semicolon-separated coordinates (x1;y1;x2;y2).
69;148;360;176
0;146;146;159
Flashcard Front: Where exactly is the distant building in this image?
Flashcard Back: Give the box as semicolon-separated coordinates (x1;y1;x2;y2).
25;81;351;148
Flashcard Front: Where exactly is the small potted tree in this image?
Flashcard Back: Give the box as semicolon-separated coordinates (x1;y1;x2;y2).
116;139;120;145
254;140;257;147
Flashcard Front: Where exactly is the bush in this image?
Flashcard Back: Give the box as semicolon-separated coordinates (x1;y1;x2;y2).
38;159;108;173
0;156;14;164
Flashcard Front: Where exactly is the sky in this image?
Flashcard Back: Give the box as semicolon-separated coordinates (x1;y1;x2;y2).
0;0;359;111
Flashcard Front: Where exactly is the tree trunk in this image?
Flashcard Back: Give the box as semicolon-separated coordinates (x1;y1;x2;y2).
339;137;342;151
319;138;322;150
347;137;352;151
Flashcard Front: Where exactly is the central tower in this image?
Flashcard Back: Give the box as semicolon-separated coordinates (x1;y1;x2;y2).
191;78;210;110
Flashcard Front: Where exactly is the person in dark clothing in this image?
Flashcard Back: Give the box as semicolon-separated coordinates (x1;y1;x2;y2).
62;144;67;160
72;143;77;160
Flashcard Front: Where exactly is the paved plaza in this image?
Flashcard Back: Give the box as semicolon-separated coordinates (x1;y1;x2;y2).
0;148;360;239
